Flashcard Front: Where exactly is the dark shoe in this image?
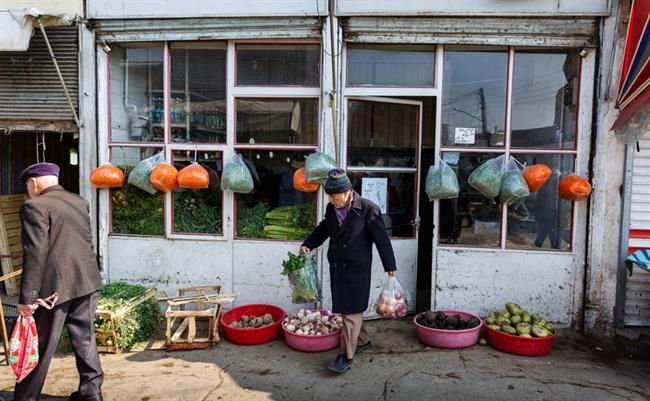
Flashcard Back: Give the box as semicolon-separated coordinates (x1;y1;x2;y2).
70;391;103;401
327;354;353;373
355;340;372;355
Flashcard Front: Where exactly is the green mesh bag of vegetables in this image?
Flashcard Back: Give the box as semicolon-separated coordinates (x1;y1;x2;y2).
304;151;337;183
281;252;320;304
468;155;505;200
425;160;460;201
221;154;254;193
500;157;530;205
127;152;163;195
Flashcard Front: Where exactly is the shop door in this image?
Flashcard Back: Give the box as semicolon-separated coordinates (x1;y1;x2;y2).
344;96;423;317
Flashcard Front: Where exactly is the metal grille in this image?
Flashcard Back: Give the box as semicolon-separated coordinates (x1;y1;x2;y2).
342;17;598;47
0;26;79;132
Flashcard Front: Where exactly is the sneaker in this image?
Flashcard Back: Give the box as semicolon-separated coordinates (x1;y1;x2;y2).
327;354;353;373
355;340;372;355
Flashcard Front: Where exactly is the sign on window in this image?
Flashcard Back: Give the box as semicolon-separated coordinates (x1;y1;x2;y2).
454;127;476;145
362;177;388;214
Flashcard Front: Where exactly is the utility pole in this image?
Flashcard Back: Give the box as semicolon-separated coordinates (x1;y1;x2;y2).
478;87;488;146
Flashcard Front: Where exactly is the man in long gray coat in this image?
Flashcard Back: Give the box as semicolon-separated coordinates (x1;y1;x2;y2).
14;163;104;401
301;168;396;373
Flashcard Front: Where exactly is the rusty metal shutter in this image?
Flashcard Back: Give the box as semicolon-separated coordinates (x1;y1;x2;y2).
342;17;598;47
95;17;322;42
624;138;650;326
0;26;79;133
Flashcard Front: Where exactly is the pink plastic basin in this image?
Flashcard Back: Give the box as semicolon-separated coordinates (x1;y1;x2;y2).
414;310;482;349
283;327;340;352
221;304;285;345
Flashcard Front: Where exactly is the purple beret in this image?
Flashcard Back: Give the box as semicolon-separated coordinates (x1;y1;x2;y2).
19;162;60;182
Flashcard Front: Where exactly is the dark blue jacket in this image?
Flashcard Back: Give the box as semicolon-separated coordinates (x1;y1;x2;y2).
302;192;396;314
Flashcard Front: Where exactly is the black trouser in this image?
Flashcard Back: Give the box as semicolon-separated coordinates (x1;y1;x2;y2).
14;291;103;401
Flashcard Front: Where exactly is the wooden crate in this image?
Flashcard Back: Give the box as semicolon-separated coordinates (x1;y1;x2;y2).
95;288;157;354
162;285;237;350
0;194;27;297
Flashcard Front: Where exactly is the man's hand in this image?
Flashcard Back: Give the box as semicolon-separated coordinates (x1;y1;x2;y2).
17;303;38;317
388;271;397;277
300;246;311;255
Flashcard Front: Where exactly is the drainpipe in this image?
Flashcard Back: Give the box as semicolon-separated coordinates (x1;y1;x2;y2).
328;0;340;164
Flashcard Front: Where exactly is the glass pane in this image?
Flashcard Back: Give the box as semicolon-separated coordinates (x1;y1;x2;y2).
235;150;317;239
236;44;320;86
170;44;227;143
110;44;164;142
438;152;502;247
507;154;575;250
442;48;507;148
349;171;416;238
236;98;318;145
347;45;435;87
172;150;223;234
511;50;579;149
110;146;164;236
347;99;419;168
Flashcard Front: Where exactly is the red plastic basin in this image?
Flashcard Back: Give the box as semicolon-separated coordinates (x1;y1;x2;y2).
485;321;557;356
220;304;285;345
283;327;340;352
414;310;482;349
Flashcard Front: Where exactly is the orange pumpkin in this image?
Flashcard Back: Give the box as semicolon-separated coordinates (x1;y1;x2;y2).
293;167;319;192
90;164;124;188
177;163;210;189
523;164;552;193
149;163;178;192
558;175;592;201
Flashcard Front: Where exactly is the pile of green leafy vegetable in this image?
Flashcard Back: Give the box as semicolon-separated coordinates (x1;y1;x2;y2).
281;252;320;303
173;190;222;234
236;202;269;238
112;166;164;236
263;203;315;240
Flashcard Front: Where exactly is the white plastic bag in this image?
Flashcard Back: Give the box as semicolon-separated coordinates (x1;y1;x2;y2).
425;160;460;201
500;157;530;205
304;151;337;183
468;155;505;200
221;154;254;193
127;152;163;194
375;276;408;319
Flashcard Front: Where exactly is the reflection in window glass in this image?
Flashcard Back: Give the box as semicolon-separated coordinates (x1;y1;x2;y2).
442;48;507;148
110;45;164;143
347;45;435;87
170;44;227;143
347;100;418;168
235;150;316;239
236;98;318;144
110;147;164;236
507;154;574;250
172;151;223;235
236;44;320;86
349;171;416;238
511;50;579;149
438;153;502;247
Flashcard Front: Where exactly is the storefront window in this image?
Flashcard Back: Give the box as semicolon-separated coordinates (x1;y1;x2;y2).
347;99;418;168
442;47;507;148
170;43;227;144
507;154;575;250
235;98;318;145
236;44;320;86
110;146;164;236
438;152;502;247
235;150;317;240
511;50;579;149
171;150;223;235
347;44;435;87
110;44;164;143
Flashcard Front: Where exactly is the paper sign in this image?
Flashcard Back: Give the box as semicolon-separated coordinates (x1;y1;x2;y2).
442;152;460;165
455;127;476;145
362;177;388;214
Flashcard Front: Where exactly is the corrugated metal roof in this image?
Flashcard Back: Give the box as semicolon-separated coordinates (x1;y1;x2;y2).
0;26;79;132
342;17;598;47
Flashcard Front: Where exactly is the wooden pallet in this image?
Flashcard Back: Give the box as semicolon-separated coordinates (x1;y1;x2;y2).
162;285;237;351
95;288;157;354
0;195;27;297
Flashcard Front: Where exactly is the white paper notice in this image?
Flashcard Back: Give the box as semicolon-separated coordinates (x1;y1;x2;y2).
361;177;388;214
455;127;476;145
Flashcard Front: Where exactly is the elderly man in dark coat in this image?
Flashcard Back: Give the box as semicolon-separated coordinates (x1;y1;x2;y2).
14;163;104;401
300;168;396;373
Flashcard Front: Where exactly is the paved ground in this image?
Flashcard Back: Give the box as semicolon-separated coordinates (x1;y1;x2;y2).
0;320;648;401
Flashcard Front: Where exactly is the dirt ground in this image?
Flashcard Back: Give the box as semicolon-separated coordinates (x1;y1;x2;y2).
0;320;649;401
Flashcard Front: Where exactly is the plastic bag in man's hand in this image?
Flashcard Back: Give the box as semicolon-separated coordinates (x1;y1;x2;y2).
304;151;337;183
468;155;505;200
425;160;460;201
500;157;530;205
288;255;320;304
128;152;163;194
375;276;408;318
9;316;39;383
221;154;254;193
